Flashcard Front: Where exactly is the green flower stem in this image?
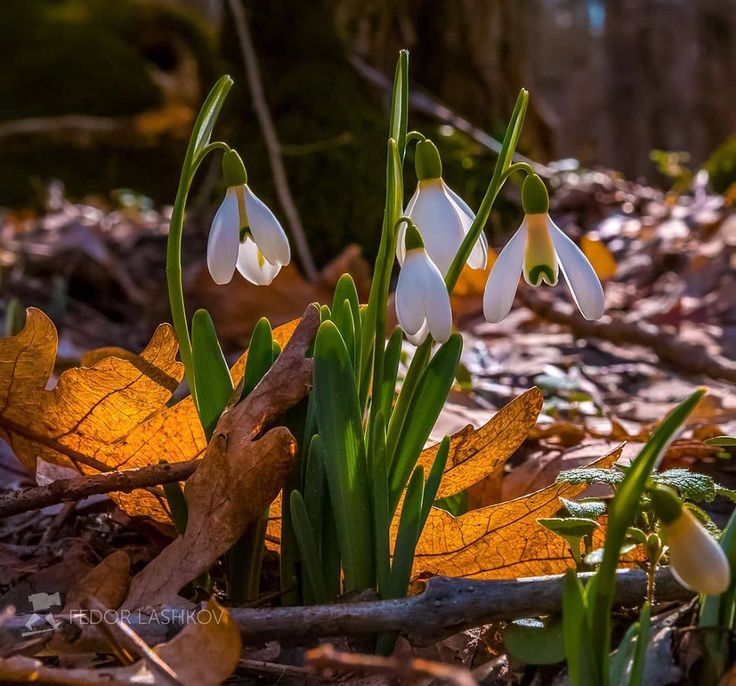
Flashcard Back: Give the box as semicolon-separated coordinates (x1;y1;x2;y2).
444;89;528;292
387;90;529;465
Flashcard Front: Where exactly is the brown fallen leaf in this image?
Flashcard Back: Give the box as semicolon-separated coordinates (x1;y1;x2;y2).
0;598;240;686
0;308;301;523
420;387;543;499
410;446;623;579
63;551;131;613
123;306;319;609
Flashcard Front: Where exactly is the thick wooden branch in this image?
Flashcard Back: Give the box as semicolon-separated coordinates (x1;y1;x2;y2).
5;569;691;650
0;461;199;518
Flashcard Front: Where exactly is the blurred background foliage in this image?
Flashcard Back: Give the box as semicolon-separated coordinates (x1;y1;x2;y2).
1;0;735;266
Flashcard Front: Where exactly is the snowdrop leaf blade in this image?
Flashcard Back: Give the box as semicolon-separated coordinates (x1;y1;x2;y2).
207;191;240;285
483;224;527;322
244;187;291;265
389;333;463;511
313;321;374;592
191;309;233;438
548;220;605;320
289;490;329;603
241;317;274;399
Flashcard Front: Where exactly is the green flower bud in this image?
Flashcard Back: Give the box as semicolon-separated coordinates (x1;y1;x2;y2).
404;223;425;251
650;485;683;526
222;149;247;187
415;140;443;181
521;174;549;214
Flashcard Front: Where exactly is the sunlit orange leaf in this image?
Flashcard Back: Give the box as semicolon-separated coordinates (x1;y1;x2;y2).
409;446;622;579
419;387;543;499
581;233;617;281
0;308;301;522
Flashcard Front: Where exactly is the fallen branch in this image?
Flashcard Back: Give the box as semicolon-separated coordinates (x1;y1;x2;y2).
4;569;691;649
519;290;736;384
0;461;199;519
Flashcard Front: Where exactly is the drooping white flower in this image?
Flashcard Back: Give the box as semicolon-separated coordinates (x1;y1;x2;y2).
397;140;487;277
207;150;290;286
483;174;604;323
395;223;453;345
651;485;730;595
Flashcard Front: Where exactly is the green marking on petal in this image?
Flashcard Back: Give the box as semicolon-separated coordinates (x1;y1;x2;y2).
527;264;557;286
239;227;253;243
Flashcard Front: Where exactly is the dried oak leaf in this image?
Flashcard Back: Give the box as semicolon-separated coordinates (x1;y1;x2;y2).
410;445;623;579
0;308;301;522
123;306;319;609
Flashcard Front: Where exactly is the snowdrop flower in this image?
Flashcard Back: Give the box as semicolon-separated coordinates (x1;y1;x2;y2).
651;485;730;595
483;174;604;323
207;150;290;286
397;140;487;276
395;222;453;345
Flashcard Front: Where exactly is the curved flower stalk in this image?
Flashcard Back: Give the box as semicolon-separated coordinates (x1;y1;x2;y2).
397;139;488;276
395;222;453;345
651;485;730;595
207;150;291;286
483;173;604;323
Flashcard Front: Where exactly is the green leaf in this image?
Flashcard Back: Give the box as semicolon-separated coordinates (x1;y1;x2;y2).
557;468;624;487
378;328;403;420
191;308;233;438
654;469;716;502
561;497;607;520
504;617;566;665
389;334;463;511
539;518;600;538
704;435;736;446
332;299;356;369
332;274;361;361
162;475;188;536
290;490;329;604
420;436;450;528
185;75;233;168
386;467;424;600
628;603;651;686
389;49;409;160
242;317;274;399
303;435;326;547
588;388;705;678
313;321;374;592
370;413;390;595
608;620;639;686
562;570;597;686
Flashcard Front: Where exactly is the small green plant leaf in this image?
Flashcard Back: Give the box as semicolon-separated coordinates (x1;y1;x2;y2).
191;308;233;438
704;435;736;446
290;490;329;604
241;317;275;399
561;497;607;520
539;518;599;538
504;617;566;665
557;468;624;487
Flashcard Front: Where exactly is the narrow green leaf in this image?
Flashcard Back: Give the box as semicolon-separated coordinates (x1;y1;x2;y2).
589;388;705;678
186;75;232;168
704;435;736;446
370;413;391;595
539;518;600;538
303;435;325;547
332;274;361;356
389;334;463;511
628;603;651;686
242;317;274;399
378;328;403;420
420;436;450;528
191;309;233;438
162;477;188;536
290;490;329;604
562;570;597;686
332;299;356;369
608;621;639;686
386;467;424;600
313;321;374;592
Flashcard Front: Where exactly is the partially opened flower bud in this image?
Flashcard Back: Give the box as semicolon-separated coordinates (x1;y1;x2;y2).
651;485;730;595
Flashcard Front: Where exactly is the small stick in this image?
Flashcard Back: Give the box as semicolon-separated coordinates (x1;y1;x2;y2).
307;644;478;686
0;461;199;518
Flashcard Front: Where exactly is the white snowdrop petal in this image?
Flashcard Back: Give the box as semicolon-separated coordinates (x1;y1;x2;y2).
445;184;475;223
397;187;421;266
244;186;291;265
483;223;527;323
406;321;429;346
667;511;730;595
422;266;453;343
206;189;240;285
395;253;428;336
548;219;605;320
407;181;466;276
445;186;487;271
236;237;282;286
